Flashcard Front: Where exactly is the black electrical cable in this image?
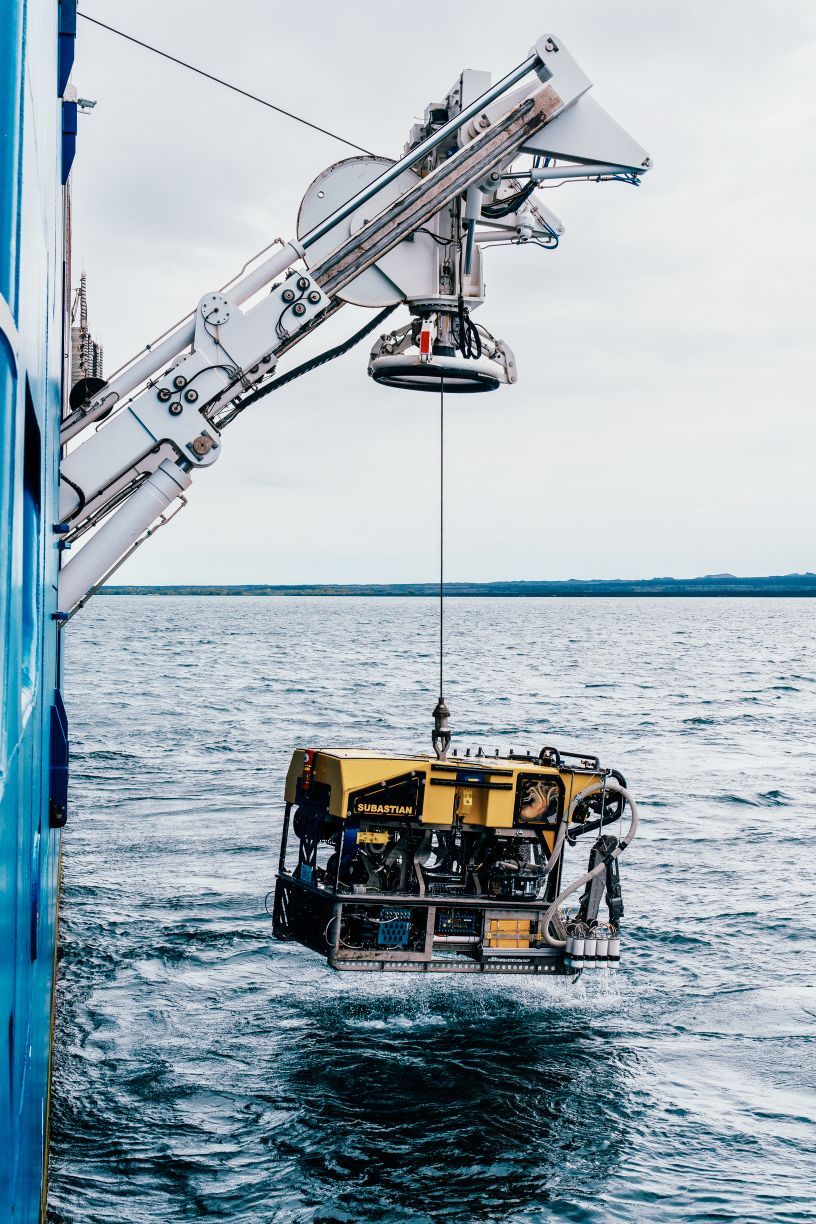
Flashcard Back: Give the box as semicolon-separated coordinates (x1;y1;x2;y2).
185;362;238;383
201;319;248;388
59;471;86;521
456;296;482;360
226;302;398;417
482;179;538;219
416;228;455;248
77;12;377;157
454;237;482;361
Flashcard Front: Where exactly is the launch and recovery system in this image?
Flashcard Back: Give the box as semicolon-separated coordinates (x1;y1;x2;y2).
56;32;650;618
58;32;648;974
273;746;638;974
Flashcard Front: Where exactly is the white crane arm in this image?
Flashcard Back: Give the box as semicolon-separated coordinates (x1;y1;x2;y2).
57;33;650;616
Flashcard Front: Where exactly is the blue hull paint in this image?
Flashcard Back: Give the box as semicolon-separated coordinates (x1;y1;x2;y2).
1;1;72;1217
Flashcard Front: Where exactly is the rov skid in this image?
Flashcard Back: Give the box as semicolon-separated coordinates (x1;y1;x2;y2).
273;747;638;973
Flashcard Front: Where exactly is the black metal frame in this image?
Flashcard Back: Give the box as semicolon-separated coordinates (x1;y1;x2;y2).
272;801;576;974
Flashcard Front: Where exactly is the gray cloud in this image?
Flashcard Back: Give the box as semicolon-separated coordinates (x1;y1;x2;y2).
72;0;816;582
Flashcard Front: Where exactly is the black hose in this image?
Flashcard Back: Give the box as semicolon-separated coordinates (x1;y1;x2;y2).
481;180;537;220
232;302;399;413
59;471;86;521
566;814;609;843
456;295;481;360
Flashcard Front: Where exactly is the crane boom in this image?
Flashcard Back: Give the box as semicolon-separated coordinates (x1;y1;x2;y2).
57;33;650;616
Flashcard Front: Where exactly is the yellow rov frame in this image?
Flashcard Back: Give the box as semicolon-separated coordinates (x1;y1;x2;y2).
273;746;632;974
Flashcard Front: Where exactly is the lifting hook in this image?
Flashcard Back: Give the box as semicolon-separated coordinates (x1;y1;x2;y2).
432;695;451;761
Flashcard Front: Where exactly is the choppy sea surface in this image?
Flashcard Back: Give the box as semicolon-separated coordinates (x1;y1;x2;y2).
49;596;816;1223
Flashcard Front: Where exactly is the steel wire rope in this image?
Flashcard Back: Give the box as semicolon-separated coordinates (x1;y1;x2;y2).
430;374;451;759
77;12;378;156
439;377;445;703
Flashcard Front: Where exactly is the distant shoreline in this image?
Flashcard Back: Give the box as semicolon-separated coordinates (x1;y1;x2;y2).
100;575;816;598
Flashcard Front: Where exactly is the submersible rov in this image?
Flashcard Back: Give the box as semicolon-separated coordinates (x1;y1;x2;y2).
272;745;638;974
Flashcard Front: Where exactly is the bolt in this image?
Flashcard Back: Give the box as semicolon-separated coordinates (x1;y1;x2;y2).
307;290;321;304
292;302;306;316
158;387;171;402
296;276;310;291
173;374;186;389
281;288;295;303
168;402;183;416
184;389;198;403
191;433;213;456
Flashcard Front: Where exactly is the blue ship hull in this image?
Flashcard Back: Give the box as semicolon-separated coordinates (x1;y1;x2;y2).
1;1;75;1217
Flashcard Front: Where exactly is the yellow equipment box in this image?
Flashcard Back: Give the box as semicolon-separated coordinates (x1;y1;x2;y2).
485;919;534;949
284;746;604;836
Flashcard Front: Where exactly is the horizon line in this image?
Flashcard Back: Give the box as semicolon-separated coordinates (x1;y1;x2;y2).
99;572;816;597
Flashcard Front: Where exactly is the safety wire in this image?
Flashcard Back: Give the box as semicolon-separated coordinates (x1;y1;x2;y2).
77;12;377;156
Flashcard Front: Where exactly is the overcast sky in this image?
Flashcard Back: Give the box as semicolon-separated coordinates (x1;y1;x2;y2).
71;1;816;583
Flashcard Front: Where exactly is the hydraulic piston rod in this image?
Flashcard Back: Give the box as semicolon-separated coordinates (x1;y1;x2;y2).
530;162;635;181
57;459;192;613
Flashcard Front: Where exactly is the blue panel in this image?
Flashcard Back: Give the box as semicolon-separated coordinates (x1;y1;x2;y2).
61;99;76;184
57;0;76;96
0;0;24;309
1;0;69;1218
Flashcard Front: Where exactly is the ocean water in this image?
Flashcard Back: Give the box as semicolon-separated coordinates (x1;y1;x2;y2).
48;596;816;1223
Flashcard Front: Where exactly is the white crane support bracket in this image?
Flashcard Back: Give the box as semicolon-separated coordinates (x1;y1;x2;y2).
523;93;651;171
57;31;650;615
532;35;593;103
59;273;330;525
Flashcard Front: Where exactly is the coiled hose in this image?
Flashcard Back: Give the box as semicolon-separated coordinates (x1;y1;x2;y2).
541;780;639;948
